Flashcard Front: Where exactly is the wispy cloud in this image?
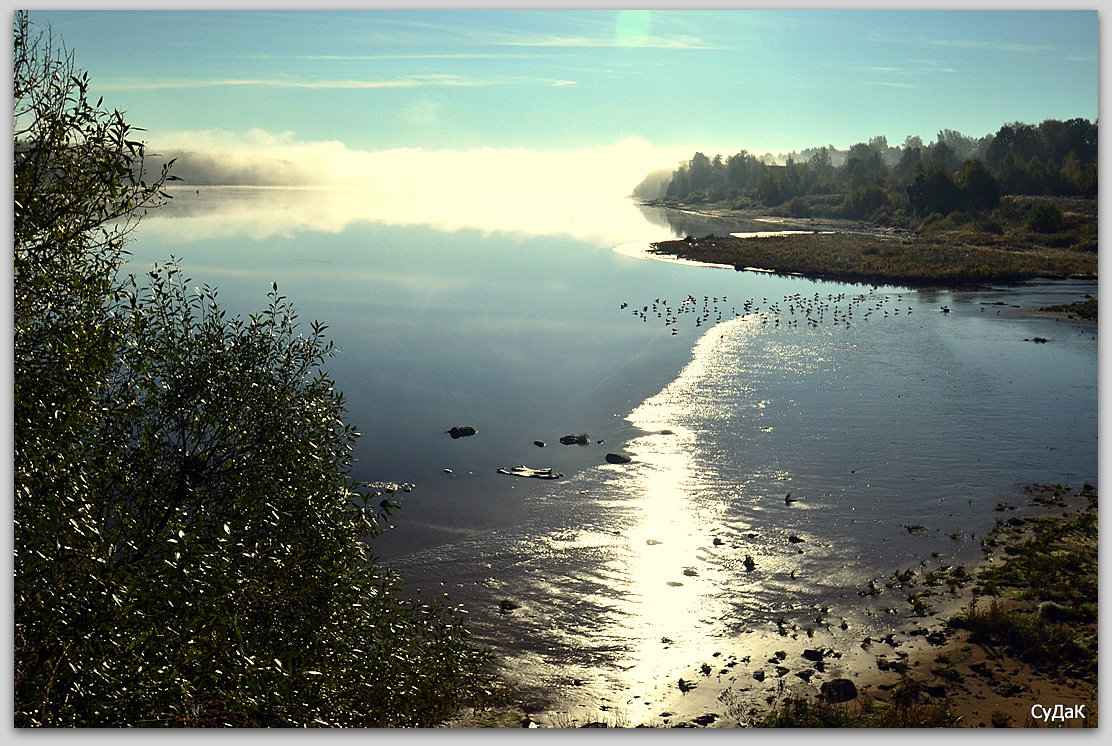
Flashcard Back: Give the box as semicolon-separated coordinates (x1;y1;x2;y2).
240;52;544;62
863;81;917;89
919;36;1055;54
98;73;574;92
495;33;719;50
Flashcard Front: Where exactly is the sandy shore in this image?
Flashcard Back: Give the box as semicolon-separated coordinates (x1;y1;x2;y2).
448;483;1097;728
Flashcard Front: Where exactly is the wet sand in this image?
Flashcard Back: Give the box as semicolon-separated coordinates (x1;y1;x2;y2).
448;483;1096;728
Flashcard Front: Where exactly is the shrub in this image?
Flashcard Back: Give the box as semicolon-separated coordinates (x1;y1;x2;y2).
1028;202;1064;233
13;12;496;726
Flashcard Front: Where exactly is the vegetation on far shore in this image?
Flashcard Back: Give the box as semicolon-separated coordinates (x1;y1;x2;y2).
638;117;1097;287
650;195;1097;287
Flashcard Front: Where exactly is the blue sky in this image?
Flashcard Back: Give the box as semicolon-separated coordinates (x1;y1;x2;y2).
27;8;1099;178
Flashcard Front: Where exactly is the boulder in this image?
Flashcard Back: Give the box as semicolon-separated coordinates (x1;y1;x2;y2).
605;452;632;464
560;434;589;445
821;678;858;704
447;425;477;439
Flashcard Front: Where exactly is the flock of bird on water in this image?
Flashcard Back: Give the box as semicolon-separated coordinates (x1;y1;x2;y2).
619;290;926;335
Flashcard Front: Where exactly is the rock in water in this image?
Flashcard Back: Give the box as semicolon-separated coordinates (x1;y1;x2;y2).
605;452;632;464
447;425;477;439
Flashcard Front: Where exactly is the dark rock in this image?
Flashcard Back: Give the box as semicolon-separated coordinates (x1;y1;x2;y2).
447;425;477;439
581;722;608;728
788;534;805;543
498;599;520;614
970;661;992;677
752;670;765;682
559;434;589;445
691;713;719;727
795;669;814;682
713;537;724;546
802;648;824;662
743;555;756;571
926;630;948;646
533;440;546;447
821;678;858;703
605;452;633;464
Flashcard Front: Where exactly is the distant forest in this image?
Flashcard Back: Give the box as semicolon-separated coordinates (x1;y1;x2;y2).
635;119;1097;228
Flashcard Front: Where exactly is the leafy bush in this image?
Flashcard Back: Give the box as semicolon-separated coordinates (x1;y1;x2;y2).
786;196;811;218
1028;201;1065;233
13;12;496;727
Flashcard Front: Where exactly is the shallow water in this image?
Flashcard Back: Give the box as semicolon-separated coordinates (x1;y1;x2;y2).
127;187;1097;713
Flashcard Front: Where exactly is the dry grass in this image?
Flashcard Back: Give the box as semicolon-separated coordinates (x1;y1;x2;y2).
651;231;1096;288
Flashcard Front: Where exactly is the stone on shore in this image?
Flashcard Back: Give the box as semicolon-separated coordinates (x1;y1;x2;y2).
605;452;633;464
821;678;859;703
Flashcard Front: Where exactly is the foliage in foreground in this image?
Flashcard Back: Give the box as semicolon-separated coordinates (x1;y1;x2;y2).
13;12;496;726
751;690;959;728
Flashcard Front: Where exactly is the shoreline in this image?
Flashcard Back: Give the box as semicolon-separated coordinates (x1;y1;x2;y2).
639;201;1096;291
453;482;1097;728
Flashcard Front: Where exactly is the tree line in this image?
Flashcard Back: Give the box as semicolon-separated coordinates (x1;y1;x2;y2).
13;12;497;726
640;119;1097;225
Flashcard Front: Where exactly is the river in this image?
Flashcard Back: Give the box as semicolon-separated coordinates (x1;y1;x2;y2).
126;185;1097;719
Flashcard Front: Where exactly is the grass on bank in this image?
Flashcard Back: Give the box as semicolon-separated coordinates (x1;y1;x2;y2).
649;195;1097;288
746;484;1097;728
652;231;1096;288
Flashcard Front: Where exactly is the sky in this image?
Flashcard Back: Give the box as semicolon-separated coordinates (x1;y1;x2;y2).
23;6;1101;189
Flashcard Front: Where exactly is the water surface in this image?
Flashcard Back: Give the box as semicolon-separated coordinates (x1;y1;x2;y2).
127;187;1097;714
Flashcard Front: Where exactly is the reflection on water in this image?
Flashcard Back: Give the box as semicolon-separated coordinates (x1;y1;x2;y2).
146;183;674;247
391;281;1096;715
128;187;1096;719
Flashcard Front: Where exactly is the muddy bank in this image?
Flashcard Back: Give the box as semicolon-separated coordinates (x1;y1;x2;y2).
648;232;1096;290
453;482;1096;728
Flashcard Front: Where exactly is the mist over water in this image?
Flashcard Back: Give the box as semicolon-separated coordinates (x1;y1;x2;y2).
128;185;1096;715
